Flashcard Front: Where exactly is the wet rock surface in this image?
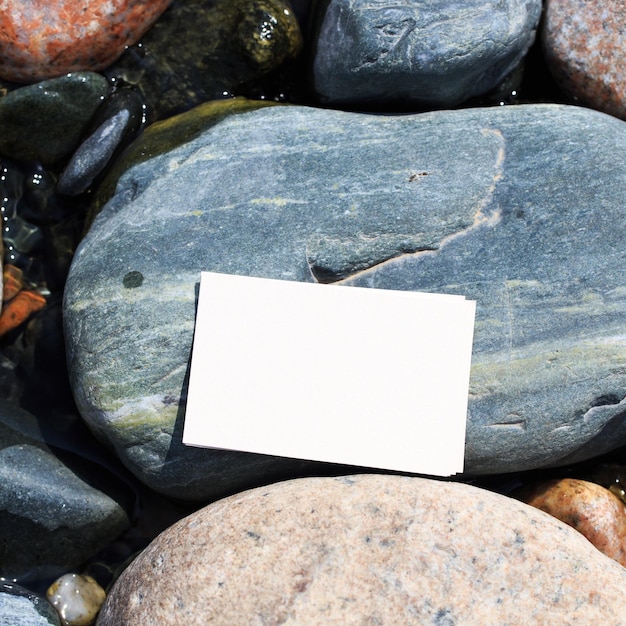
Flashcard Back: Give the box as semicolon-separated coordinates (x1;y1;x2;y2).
311;0;542;107
0;581;61;626
98;474;626;625
107;0;303;122
0;72;110;166
64;102;626;499
0;401;131;580
0;582;60;626
57;86;145;196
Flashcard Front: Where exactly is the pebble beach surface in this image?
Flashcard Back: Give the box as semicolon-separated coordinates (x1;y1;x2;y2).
0;0;624;624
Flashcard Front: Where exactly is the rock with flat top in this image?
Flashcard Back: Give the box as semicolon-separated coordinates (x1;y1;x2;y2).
64;101;626;500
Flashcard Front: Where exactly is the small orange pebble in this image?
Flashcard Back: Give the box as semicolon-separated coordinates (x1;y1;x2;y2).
0;289;46;336
2;264;24;302
523;477;626;567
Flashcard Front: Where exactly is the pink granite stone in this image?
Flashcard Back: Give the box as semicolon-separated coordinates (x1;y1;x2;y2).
98;475;626;624
0;0;174;83
543;0;626;119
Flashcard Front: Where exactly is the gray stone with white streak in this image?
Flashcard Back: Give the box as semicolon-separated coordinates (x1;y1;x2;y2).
311;0;542;107
64;103;626;500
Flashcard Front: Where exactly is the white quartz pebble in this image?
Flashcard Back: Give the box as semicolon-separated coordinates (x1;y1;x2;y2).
47;573;106;626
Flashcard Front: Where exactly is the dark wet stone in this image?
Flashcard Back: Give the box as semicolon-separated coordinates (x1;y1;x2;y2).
64;103;626;499
0;401;131;579
57;86;145;196
0;72;109;166
0;582;60;626
106;0;303;122
311;0;542;108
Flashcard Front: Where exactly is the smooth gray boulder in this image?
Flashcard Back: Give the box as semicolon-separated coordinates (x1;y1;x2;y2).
311;0;542;107
64;102;626;500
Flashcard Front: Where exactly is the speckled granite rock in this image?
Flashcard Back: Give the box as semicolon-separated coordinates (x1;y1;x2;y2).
311;0;542;108
64;102;626;500
0;0;172;83
0;401;131;579
97;474;626;624
522;478;626;567
543;0;626;120
0;72;109;166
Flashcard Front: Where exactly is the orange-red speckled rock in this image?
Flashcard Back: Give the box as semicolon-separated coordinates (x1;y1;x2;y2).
0;0;174;83
543;0;626;120
0;289;46;335
2;264;23;302
523;477;626;567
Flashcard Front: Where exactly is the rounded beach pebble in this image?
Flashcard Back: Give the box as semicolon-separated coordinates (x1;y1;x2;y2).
0;0;173;83
523;477;626;567
542;0;626;119
47;573;106;626
98;474;626;624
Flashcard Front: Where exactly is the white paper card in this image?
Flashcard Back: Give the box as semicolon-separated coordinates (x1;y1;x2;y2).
183;272;476;476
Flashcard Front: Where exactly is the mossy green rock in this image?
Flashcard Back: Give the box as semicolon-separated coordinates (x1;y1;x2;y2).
64;103;626;500
0;72;109;165
107;0;302;122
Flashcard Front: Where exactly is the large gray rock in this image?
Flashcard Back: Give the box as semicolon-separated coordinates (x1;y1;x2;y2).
0;401;131;579
311;0;542;107
64;102;626;500
98;475;626;624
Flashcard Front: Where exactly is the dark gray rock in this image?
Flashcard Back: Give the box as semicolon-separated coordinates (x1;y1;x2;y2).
0;401;131;579
64;103;626;500
311;0;542;108
0;72;109;166
0;583;60;626
57;86;144;196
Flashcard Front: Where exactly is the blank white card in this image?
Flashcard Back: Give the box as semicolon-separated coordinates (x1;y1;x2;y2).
183;272;476;476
